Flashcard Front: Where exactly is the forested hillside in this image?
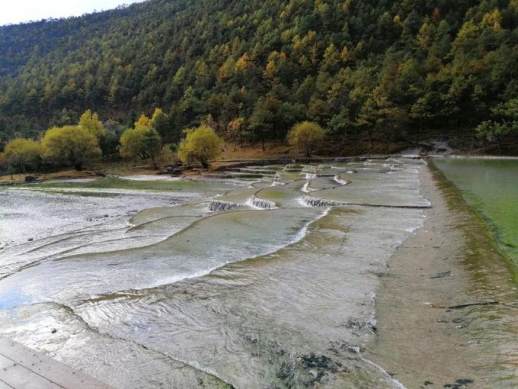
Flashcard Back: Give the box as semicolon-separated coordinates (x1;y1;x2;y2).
0;0;517;150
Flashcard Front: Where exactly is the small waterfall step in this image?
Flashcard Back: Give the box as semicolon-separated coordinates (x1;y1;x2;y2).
303;196;343;208
247;196;276;209
209;200;242;212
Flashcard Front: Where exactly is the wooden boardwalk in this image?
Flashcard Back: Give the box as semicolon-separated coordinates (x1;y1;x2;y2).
0;338;110;389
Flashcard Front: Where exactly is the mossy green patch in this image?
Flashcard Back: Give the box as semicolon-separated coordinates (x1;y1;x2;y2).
431;159;518;283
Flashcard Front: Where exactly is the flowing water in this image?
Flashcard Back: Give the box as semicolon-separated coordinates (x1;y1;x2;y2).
0;159;433;387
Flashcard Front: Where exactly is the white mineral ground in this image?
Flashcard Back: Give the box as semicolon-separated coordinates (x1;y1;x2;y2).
0;159;515;388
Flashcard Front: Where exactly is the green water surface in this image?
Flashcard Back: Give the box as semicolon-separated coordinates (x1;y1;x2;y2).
435;158;518;268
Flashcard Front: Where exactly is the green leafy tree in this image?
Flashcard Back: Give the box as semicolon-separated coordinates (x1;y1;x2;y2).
475;121;511;143
288;121;325;159
249;96;282;148
493;98;518;122
99;119;125;159
178;125;223;168
328;108;352;138
151;108;175;142
476;98;518;148
356;90;408;148
0;0;516;151
42;126;101;170
4;138;43;173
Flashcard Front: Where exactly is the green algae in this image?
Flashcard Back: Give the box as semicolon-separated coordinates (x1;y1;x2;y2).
433;158;518;279
430;161;518;386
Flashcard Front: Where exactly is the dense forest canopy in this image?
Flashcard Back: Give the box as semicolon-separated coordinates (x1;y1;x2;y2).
0;0;517;150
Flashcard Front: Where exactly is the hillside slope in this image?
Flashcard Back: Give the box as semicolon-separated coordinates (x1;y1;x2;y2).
0;0;517;148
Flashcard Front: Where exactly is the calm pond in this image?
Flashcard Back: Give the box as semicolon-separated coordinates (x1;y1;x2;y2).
435;157;518;387
435;158;518;272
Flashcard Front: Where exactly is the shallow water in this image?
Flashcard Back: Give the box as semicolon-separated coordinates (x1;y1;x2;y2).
434;158;518;386
0;160;430;387
434;158;518;270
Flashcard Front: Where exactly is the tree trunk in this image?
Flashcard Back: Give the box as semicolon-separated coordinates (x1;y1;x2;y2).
305;148;312;161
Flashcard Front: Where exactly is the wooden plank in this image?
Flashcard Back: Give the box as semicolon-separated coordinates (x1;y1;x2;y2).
0;339;111;388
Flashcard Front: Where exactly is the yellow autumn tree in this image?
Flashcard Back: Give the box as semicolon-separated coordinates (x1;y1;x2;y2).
235;53;252;73
134;114;153;130
288;121;325;159
4;138;43;172
482;9;503;31
178;125;223;168
42;126;101;170
0;152;6;172
78;109;106;139
119;115;162;167
218;57;235;81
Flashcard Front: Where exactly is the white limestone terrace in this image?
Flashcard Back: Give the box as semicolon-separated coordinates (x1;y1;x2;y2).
0;157;430;388
0;338;110;388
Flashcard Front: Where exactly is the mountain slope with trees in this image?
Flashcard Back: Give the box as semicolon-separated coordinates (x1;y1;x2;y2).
0;0;517;151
